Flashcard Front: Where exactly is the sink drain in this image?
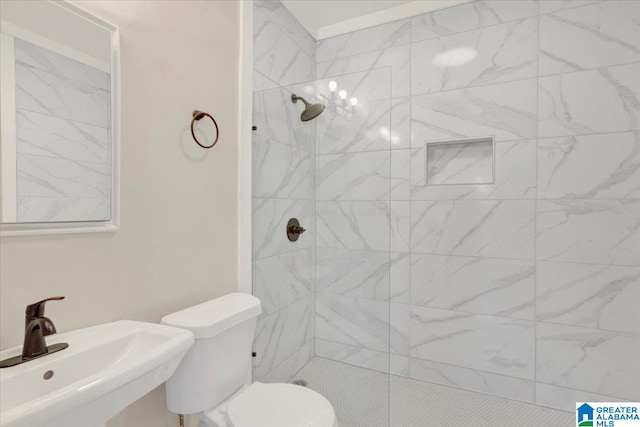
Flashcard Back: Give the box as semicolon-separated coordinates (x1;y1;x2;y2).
43;370;54;380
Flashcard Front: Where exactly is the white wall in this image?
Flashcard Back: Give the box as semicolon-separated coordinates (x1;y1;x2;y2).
0;1;242;426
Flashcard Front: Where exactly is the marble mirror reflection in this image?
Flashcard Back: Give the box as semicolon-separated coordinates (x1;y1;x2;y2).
0;1;117;228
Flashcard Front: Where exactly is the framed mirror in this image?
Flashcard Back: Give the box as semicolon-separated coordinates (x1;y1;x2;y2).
0;1;119;236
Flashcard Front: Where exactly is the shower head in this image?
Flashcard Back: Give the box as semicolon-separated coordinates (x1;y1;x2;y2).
291;94;325;122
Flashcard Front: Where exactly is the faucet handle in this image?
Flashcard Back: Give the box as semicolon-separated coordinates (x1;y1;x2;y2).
25;296;65;319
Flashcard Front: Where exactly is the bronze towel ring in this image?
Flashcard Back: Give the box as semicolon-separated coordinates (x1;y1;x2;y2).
190;110;219;149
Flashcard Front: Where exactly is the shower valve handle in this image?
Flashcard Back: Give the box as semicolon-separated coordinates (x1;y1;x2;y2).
286;218;305;242
289;225;306;235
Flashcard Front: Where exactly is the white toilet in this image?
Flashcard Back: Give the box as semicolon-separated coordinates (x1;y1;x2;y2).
161;293;338;427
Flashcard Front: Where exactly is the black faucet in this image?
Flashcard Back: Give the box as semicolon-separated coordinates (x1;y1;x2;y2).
0;296;69;368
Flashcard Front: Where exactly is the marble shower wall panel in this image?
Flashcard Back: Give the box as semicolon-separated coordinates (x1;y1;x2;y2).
390;201;410;253
536;261;640;333
410;1;538;42
536;199;640;266
316;19;410;63
538;63;640;138
409;357;535;402
391;97;411;150
410;254;535;320
410;306;535;380
252;197;314;259
316;247;390;301
316;294;390;353
537;132;640;200
253;296;314;380
317;44;410;99
252;1;316;382
316;98;392;154
14;39;111;222
534;383;626;414
254;0;315;55
315;339;389;373
537;1;600;15
253;7;314;86
253;248;313;316
411;17;538;94
390;252;411;304
253;88;315;153
316;152;391;200
316;201;390;252
252;135;314;200
260;341;314;384
536;323;640;401
410;200;536;259
532;4;640;408
410;79;538;145
391;149;411;200
309;0;640;410
539;1;640;76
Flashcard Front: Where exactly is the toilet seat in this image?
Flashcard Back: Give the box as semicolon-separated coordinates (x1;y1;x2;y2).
223;382;336;427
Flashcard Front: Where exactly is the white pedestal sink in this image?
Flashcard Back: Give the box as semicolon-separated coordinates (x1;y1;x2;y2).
0;320;194;427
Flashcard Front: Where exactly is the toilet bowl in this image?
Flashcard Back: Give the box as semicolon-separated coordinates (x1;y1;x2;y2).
200;382;338;427
161;293;337;427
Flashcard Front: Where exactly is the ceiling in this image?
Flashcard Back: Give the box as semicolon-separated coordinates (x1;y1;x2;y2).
281;0;472;40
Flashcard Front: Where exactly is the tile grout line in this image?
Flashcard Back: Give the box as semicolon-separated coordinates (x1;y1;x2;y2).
313;63;319;368
312;197;640;202
311;243;640;268
316;128;638;155
407;20;413;385
395;59;640;100
387;62;393;400
534;5;541;405
316;286;640;336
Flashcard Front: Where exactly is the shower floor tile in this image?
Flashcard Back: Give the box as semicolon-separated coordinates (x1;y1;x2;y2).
291;357;573;427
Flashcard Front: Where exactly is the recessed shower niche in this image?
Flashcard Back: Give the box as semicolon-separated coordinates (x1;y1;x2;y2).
425;137;495;185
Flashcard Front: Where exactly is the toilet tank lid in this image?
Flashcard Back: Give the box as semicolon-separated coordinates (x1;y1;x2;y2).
161;293;261;339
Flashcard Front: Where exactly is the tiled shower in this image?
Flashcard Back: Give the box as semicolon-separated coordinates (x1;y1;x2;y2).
251;0;640;420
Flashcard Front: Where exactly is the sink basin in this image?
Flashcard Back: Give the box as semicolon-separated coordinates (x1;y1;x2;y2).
0;320;194;427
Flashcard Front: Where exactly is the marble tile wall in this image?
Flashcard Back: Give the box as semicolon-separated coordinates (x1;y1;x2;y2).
14;38;111;222
313;67;393;374
251;0;316;383
312;0;640;412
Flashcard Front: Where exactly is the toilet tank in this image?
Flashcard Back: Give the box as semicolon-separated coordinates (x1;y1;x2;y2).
161;293;262;415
